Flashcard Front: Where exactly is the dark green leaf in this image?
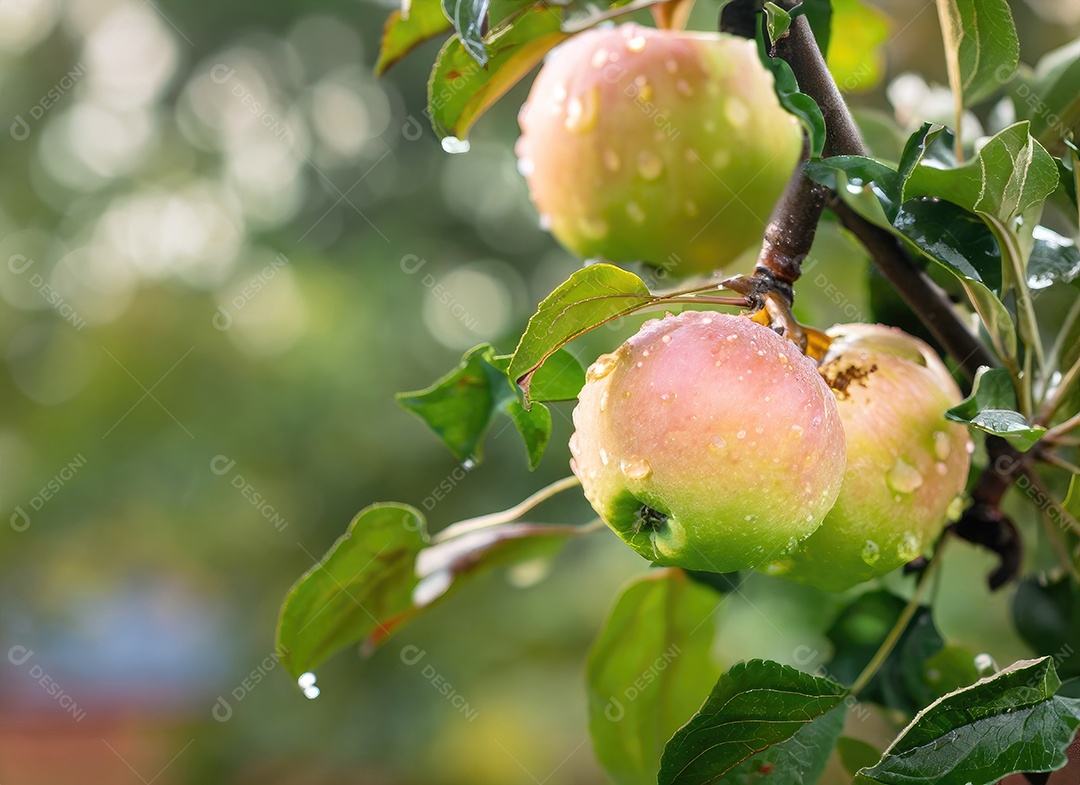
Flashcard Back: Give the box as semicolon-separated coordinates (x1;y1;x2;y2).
495;348;585;402
1013;577;1080;680
587;569;721;785
716;706;846;785
427;4;566;140
657;659;847;785
936;0;1019;108
854;657;1080;785
375;3;452;76
804;155;903;220
945;366;1046;451
1028;225;1080;290
398;343;577;469
276;504;427;679
442;0;490;65
826;590;907;687
838;737;883;777
892;199;1001;292
508;264;650;401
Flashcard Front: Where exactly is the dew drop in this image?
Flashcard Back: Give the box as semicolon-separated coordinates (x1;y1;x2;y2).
590;48;609;68
626;35;647;53
935;461;949;476
725;97;750;128
777;353;789;365
552;84;567;103
810;416;822;427
736;429;747;440
933;431;951;461
676;79;693;97
637;150;664;180
602;148;621;172
861;540;881;565
441;136;471;154
626;201;646;223
664;58;678;74
661;334;672;344
462;457;476;472
726;334;738;343
762;559;794;576
565;88;599;133
569;433;581;457
710;435;727;451
599;447;609;466
790;424;804;439
886;458;924;494
621;457;652;480
636;361;644;368
516;157;534;177
587;352;619;381
580;215;609;239
599;389;609;412
898;532;921;561
298;672;321;699
538;213;552;231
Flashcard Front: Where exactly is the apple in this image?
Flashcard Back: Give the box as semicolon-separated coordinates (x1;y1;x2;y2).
516;23;802;277
570;310;847;573
762;324;973;591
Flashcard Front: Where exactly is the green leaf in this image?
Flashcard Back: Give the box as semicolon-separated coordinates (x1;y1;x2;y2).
495;348;585;402
508;264;651;401
763;2;792;44
945;366;1046;451
799;0;832;56
375;2;452;76
398;343;580;469
854;657;1080;785
276;504;428;679
427;3;566;140
1027;37;1080;154
905;122;1058;225
656;660;848;785
713;706;846;785
587;569;721;785
758;37;827;159
1028;225;1080;290
934;0;1019;108
1013;577;1080;680
838;737;883;777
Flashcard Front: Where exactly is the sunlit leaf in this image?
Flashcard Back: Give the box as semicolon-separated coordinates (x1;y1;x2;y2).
854;657;1080;785
763;3;792;45
443;0;490;65
508;264;651;401
1028;225;1080;290
657;660;847;785
587;569;721;785
934;0;1019;108
375;1;452;76
427;3;566;139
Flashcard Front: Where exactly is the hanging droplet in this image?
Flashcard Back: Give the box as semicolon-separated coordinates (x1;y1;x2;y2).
441;136;471;154
298;672;321;699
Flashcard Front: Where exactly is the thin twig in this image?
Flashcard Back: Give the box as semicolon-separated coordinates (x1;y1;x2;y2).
433;476;582;542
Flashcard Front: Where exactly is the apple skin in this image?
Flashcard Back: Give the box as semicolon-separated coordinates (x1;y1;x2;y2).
761;324;973;592
570;311;847;573
516;23;802;277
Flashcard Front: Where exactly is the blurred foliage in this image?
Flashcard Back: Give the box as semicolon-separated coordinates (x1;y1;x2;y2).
0;0;1077;783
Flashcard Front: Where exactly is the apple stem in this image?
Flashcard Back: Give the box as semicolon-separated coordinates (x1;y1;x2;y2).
721;0;998;383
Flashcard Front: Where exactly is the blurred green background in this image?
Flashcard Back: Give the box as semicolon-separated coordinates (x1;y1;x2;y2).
1;0;1077;782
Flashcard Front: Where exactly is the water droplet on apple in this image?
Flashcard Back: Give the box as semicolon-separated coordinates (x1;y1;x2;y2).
710;435;727;451
590;48;609;68
886;458;924;494
603;148;621;172
599;447;609;466
621;457;652;480
587;352;619;381
736;429;747;440
933;431;951;460
626;201;646;223
517;157;534;177
637;150;664;180
564;88;599;133
569;433;581;457
538;213;552;231
725;97;749;128
626;35;646;53
898;532;921;561
861;540;881;565
935;461;949;476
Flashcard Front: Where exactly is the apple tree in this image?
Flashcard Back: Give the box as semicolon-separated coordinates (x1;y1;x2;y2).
276;0;1080;781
